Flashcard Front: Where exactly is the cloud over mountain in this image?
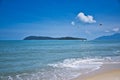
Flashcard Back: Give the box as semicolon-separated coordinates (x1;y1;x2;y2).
112;27;119;32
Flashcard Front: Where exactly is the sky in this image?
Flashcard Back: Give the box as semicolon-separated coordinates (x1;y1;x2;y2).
0;0;120;40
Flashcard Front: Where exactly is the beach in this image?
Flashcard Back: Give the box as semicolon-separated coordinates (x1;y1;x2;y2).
74;63;120;80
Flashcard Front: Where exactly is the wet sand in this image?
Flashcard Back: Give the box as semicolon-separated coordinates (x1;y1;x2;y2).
73;64;120;80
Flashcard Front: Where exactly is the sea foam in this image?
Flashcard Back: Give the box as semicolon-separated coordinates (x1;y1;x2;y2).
48;58;104;69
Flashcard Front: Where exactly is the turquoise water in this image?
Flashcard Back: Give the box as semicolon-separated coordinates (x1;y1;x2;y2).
0;40;120;80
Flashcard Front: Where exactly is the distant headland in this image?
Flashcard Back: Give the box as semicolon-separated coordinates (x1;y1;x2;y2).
23;36;87;40
94;33;120;40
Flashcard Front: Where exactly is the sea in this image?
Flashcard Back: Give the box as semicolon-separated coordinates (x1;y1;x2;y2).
0;40;120;80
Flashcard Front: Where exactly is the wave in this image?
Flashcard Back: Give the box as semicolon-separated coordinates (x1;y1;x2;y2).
48;56;120;69
48;58;104;69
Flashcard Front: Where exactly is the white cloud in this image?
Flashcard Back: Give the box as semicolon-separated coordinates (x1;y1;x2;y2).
77;12;96;23
105;27;120;33
105;30;110;33
71;21;75;26
112;27;119;32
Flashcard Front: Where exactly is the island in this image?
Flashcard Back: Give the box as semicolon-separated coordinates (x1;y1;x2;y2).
23;36;87;40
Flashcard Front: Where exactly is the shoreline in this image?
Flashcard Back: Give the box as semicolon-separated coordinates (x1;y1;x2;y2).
73;63;120;80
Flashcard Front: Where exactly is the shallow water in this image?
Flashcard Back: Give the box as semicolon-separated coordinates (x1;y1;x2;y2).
0;40;120;80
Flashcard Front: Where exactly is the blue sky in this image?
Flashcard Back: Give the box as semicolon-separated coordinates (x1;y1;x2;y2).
0;0;120;40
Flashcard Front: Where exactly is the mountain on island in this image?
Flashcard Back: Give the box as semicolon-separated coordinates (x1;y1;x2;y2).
94;33;120;40
23;36;87;40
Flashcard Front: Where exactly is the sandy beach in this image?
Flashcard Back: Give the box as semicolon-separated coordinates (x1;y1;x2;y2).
84;70;120;80
74;64;120;80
